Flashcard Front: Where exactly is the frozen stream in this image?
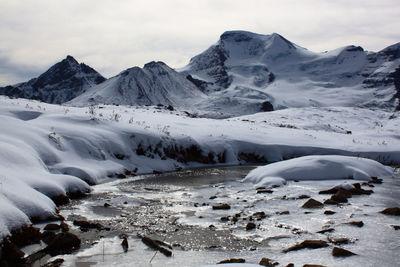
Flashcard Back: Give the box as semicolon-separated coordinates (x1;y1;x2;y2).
54;166;399;267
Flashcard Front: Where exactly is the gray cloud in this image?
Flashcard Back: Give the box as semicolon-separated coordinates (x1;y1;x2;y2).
0;0;399;85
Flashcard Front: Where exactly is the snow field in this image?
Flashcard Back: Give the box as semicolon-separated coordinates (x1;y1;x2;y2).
0;96;399;239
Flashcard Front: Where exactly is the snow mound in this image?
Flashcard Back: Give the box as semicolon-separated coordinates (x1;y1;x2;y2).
243;155;393;188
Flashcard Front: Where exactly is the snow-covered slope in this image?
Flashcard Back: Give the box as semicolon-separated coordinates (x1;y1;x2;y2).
180;31;400;116
0;96;399;239
69;61;206;107
0;56;105;104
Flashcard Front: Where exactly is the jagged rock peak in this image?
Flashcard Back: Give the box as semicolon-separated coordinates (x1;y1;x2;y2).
219;30;296;50
144;61;167;69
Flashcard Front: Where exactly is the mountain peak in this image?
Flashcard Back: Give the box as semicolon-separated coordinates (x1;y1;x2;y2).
143;61;167;69
220;30;260;42
0;55;105;104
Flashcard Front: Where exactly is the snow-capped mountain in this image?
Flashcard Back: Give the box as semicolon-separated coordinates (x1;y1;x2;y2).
180;31;400;115
69;61;206;107
1;31;399;117
0;55;105;104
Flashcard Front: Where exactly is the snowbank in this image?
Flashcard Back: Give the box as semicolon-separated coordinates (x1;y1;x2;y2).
243;155;393;188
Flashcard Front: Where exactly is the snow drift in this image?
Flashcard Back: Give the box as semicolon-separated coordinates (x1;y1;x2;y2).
243;155;393;188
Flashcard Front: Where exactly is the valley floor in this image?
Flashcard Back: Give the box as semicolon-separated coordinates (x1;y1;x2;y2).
0;95;399;264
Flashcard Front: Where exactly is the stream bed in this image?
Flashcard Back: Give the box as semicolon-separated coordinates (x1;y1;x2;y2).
49;166;399;267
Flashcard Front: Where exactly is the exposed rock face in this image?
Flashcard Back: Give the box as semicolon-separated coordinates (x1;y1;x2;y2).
0;56;105;104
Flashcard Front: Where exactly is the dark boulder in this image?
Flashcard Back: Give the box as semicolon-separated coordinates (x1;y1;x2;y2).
259;257;279;266
41;230;57;245
332;246;356;257
44;232;81;256
246;222;256;231
10;225;41;247
302;198;324;209
324;210;336;215
44;223;61;231
0;239;25;264
380;207;400;216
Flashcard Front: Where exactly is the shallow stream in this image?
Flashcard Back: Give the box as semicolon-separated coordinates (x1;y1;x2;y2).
52;166;399;267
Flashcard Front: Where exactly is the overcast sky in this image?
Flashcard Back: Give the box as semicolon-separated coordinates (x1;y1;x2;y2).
0;0;399;86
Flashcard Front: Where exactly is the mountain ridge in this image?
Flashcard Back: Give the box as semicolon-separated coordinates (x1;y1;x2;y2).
1;31;399;117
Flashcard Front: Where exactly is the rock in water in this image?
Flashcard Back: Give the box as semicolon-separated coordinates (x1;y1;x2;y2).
217;258;245;264
44;232;81;256
380;207;400;216
1;239;25;264
246;222;256;231
121;237;129;252
332;246;356;257
212;203;231;210
302;198;324;209
283;240;329;252
259;257;279;266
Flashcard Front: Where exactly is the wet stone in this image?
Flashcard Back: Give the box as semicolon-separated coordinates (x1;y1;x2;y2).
302;198;324;209
324;199;338;205
257;189;274;194
283;240;329;252
44;223;61;231
253;211;267;220
212;203;231;210
45;232;81;256
324;210;336;215
218;258;245;264
220;216;229;222
246;222;256;231
380;207;400;216
332;246;356;257
259;257;279;266
346;221;364;227
316;228;335;234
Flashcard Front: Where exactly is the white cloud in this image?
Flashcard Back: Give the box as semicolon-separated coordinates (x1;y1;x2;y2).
0;0;399;85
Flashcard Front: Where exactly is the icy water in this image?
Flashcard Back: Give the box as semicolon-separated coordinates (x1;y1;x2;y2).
56;166;399;267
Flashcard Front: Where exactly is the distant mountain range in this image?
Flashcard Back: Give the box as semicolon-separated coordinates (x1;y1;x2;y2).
1;31;399;117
